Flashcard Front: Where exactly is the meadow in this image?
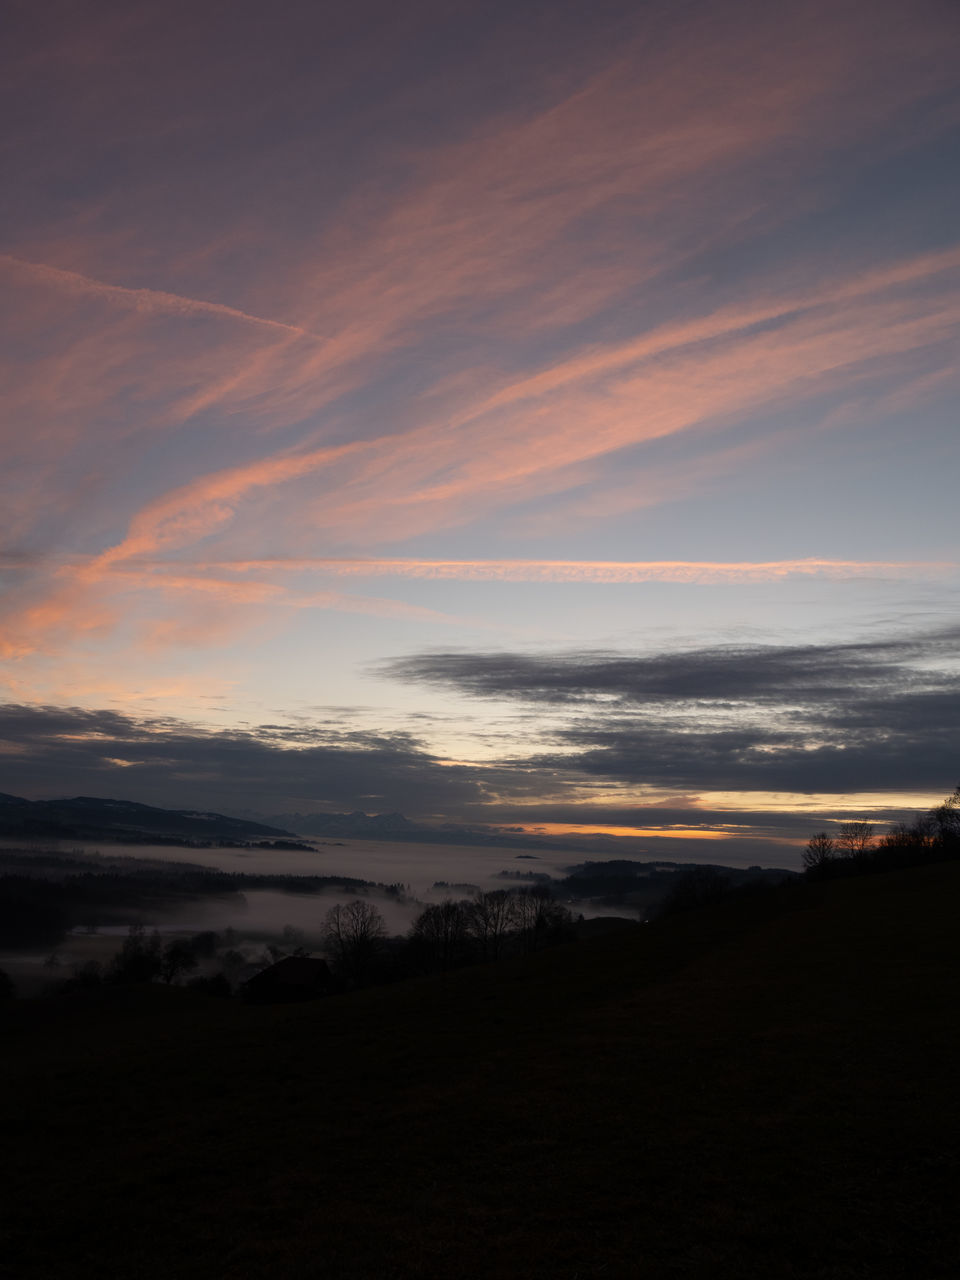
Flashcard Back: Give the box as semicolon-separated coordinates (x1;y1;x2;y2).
1;857;956;1279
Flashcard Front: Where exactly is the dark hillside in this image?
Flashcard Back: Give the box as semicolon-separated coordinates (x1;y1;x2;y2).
1;862;957;1279
0;793;291;842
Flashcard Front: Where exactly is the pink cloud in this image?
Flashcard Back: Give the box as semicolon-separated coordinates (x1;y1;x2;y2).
2;0;957;684
3;239;956;665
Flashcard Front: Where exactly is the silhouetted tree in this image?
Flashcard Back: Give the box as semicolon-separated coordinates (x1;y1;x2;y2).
187;930;221;958
410;900;470;971
836;820;874;860
159;939;199;984
930;784;960;846
221;949;247;983
465;889;513;960
803;831;837;872
109;925;163;983
805;786;960;878
510;884;573;951
878;820;931;857
321;899;386;981
658;866;731;916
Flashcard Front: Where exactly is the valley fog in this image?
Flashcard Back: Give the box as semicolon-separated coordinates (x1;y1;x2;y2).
9;836;582;894
1;834;641;964
1;835;647;994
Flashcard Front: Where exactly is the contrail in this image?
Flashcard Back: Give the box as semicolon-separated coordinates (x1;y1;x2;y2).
0;254;320;340
143;557;960;584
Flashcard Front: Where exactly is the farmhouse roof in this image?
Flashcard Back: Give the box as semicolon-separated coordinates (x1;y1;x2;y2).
242;955;332;999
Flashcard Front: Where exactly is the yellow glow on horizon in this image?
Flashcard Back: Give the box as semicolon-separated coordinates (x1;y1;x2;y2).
515;823;736;840
485;789;945;817
694;790;944;813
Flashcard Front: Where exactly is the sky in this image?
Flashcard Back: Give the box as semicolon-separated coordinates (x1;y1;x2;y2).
1;0;958;865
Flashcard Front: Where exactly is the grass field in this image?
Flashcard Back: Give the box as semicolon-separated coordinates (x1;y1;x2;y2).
1;862;957;1279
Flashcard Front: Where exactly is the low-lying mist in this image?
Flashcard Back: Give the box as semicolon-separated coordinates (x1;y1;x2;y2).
19;835;578;890
0;836;606;988
165;887;419;939
5;833;787;997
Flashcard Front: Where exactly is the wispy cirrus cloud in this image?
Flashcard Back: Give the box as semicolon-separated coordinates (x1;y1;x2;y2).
87;442;367;569
293;252;960;543
3;239;957;662
0;567;463;662
1;0;958;735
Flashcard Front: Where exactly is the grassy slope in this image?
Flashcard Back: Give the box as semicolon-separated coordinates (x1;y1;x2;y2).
1;863;957;1280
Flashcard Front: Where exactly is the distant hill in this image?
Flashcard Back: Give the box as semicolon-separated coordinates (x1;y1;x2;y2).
271;809;422;838
261;808;712;855
265;808;575;844
0;793;292;844
263;807;560;843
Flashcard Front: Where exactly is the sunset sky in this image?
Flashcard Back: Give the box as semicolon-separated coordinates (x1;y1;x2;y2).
2;0;958;863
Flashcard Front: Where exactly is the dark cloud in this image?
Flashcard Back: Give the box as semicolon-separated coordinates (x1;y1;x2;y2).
541;719;957;793
385;628;960;794
383;628;960;706
0;704;486;817
2;624;954;836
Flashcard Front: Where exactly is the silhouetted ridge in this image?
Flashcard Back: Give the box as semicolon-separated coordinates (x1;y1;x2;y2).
0;793;292;842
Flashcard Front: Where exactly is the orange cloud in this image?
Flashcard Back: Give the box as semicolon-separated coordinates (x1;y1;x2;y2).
86;441;367;572
519;823;735;841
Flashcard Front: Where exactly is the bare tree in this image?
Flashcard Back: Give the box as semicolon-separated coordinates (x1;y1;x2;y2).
802;831;837;871
159;939;199;984
836;820;874;860
879;820;930;853
321;899;386;980
465;889;513;960
510;884;572;952
931;784;960;844
109;925;163;983
410;900;470;971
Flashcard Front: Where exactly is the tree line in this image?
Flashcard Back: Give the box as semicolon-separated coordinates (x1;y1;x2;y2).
0;883;577;1001
319;884;574;985
803;785;960;877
